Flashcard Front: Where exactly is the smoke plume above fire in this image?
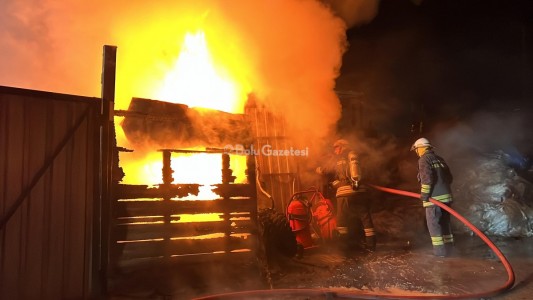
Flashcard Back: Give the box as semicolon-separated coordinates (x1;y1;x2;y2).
1;0;383;185
1;0;381;140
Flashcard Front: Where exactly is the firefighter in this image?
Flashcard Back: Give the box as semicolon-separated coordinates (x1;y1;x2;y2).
318;139;376;251
411;137;454;257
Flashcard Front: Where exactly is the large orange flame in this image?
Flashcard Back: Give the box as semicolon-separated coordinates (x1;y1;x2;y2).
118;30;249;198
155;31;241;113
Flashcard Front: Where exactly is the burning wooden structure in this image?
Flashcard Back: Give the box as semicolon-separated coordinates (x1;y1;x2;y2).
117;97;254;149
0;40;310;298
108;97;263;275
108;95;302;280
112;157;258;264
110;149;259;272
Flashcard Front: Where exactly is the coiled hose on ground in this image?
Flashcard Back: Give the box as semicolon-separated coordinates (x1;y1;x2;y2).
194;184;515;300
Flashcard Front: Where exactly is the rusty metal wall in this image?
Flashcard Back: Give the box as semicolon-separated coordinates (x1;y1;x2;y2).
0;86;100;300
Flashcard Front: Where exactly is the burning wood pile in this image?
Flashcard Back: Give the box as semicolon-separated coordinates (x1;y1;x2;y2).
117;97;253;149
109;96;263;272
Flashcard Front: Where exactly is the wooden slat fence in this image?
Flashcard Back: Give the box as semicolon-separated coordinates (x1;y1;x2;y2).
109;153;259;271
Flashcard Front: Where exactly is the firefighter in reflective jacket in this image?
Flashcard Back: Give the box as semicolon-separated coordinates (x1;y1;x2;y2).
411;137;454;257
321;139;376;251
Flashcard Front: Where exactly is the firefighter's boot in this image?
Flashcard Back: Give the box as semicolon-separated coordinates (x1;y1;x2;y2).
445;242;454;257
433;245;447;257
333;227;349;251
364;235;376;252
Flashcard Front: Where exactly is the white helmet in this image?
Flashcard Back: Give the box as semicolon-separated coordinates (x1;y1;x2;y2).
411;137;432;151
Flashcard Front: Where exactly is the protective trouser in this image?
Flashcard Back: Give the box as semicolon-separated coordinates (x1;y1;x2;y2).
336;193;375;250
425;203;454;257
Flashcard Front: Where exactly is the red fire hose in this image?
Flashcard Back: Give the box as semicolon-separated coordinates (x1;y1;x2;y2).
359;184;516;299
194;184;515;300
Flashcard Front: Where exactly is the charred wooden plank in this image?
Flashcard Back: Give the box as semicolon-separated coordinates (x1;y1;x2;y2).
114;183;200;199
113;218;255;241
116;198;256;217
212;183;256;198
118;235;256;260
119;97;253;149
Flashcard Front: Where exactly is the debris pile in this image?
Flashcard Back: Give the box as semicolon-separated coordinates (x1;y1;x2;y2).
451;151;533;237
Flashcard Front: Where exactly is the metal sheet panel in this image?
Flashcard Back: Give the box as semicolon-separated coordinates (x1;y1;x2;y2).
0;86;99;299
245;103;301;212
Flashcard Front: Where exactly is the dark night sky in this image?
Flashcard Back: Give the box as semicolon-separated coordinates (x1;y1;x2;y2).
335;0;533;141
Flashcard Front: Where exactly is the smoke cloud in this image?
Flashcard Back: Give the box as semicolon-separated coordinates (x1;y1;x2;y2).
322;0;380;29
1;0;384;180
432;110;533;163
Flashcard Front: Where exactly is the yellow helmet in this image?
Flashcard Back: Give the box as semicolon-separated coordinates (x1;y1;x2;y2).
411;137;432;151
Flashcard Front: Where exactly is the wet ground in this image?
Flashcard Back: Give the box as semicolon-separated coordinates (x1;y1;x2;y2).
107;234;533;300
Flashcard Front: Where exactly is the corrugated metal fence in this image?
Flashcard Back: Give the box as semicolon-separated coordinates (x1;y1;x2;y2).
0;86;100;299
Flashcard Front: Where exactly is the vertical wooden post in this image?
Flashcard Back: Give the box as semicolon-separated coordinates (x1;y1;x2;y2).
221;153;233;252
162;150;173;186
99;45;117;294
246;153;258;223
161;150;173;261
